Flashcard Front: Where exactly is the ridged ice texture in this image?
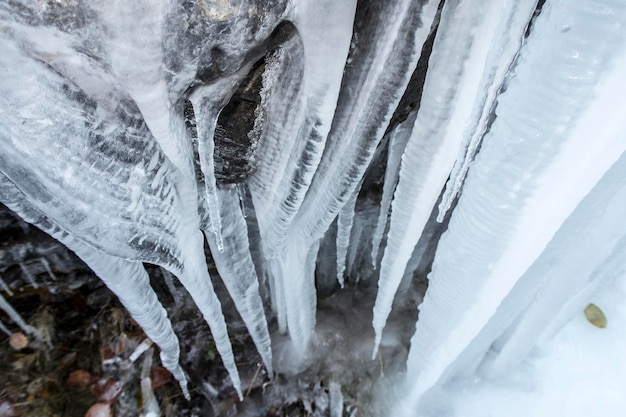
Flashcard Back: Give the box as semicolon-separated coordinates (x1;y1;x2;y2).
248;0;357;259
202;187;273;375
0;176;189;397
0;26;243;397
399;0;626;411
269;238;321;355
267;0;440;351
485;153;626;377
296;0;440;242
436;0;540;222
190;80;244;251
97;0;195;178
372;0;538;355
370;115;416;267
336;186;360;287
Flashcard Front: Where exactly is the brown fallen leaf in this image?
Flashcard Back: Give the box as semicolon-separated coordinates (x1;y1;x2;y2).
150;366;172;389
67;370;92;389
584;303;607;328
90;378;122;404
8;333;28;350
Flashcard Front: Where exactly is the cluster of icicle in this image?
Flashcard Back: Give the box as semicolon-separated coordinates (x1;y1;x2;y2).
1;0;625;412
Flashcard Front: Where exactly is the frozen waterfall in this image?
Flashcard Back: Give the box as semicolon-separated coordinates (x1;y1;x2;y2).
1;0;625;415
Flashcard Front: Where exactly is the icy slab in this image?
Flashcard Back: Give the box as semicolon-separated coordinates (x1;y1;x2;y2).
399;0;626;411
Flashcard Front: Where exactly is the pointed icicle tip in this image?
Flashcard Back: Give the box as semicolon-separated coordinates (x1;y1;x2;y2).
371;333;382;361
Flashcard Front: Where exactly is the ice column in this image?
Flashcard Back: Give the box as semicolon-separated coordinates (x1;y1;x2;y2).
399;0;626;411
270;0;439;353
248;0;357;258
485;152;626;377
372;0;538;354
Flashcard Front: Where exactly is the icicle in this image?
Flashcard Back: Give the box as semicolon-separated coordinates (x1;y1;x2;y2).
268;261;288;333
0;177;191;398
96;0;195;178
0;320;11;337
189;79;244;252
0;293;36;336
399;0;626;410
141;348;161;417
290;2;440;297
160;267;183;307
329;381;344;417
270;239;321;355
370;115;416;267
19;262;38;289
436;0;540;222
202;186;273;375
336;186;360;287
40;258;57;281
237;183;247;219
248;0;357;258
169;230;243;400
346;214;365;279
372;0;538;356
0;273;13;296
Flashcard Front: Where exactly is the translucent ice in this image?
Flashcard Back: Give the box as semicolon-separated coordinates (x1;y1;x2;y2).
372;0;538;355
399;0;626;410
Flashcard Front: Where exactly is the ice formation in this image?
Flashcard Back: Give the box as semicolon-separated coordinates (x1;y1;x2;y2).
1;0;625;414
